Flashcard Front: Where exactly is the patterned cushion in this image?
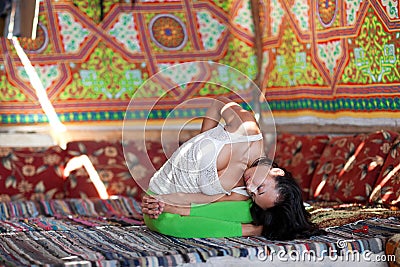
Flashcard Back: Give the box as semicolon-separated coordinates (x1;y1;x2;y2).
0;146;66;201
385;233;400;267
274;133;330;200
122;139;168;197
65;140;167;200
310;130;397;203
370;135;400;207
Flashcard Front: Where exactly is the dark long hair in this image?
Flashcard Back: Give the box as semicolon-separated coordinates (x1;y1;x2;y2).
249;157;324;240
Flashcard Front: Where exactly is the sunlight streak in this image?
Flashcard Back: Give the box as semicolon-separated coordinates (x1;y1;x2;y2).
314;179;326;198
370;163;400;204
6;0;17;39
392;195;400;206
338;142;365;178
64;155;109;200
31;0;40;40
315;142;365;198
11;37;67;149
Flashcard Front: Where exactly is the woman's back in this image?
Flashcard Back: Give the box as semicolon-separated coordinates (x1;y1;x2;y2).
148;124;263;195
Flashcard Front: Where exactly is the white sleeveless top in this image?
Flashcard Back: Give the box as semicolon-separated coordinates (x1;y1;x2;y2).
148;124;263;196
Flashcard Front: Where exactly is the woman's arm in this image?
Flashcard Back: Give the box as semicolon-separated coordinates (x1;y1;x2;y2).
157;191;248;206
142;194;193;218
163;203;190;216
242;224;263;236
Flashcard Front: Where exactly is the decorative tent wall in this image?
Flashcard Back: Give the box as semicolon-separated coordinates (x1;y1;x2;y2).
0;0;258;129
0;0;399;130
258;0;400;127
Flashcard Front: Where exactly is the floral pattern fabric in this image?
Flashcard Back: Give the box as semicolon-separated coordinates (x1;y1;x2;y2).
65;140;167;200
370;135;400;207
1;130;399;206
385;234;400;267
0;146;66;201
123;139;168;196
273;133;330;200
310;130;398;203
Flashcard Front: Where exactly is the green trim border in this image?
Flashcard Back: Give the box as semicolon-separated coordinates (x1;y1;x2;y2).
1;98;399;124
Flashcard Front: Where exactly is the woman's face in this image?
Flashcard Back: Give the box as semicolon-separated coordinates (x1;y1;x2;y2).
243;165;284;209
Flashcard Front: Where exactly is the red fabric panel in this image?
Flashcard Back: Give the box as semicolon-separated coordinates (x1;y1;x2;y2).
370;135;400;207
310;131;398;203
65;140;167;200
274;133;330;200
0;146;66;201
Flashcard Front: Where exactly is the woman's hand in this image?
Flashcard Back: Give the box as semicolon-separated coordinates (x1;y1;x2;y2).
141;194;165;219
141;194;192;217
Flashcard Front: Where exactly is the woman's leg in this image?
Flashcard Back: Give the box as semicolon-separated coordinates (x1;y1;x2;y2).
144;200;253;238
190;199;252;222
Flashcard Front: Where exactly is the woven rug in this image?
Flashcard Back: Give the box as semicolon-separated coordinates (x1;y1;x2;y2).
0;218;398;266
307;202;400;228
0;197;399;266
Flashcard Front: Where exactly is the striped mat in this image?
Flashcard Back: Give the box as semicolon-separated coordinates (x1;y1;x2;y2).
0;197;398;266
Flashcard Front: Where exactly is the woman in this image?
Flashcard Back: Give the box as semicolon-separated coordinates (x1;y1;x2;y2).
142;97;321;240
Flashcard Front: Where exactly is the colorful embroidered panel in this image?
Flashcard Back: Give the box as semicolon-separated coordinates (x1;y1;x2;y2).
0;0;399;127
0;0;257;127
262;0;400;125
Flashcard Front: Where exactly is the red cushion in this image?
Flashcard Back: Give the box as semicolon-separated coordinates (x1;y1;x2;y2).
310;130;398;203
65;140;167;200
370;135;400;207
274;133;330;200
123;139;168;197
0;146;66;201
